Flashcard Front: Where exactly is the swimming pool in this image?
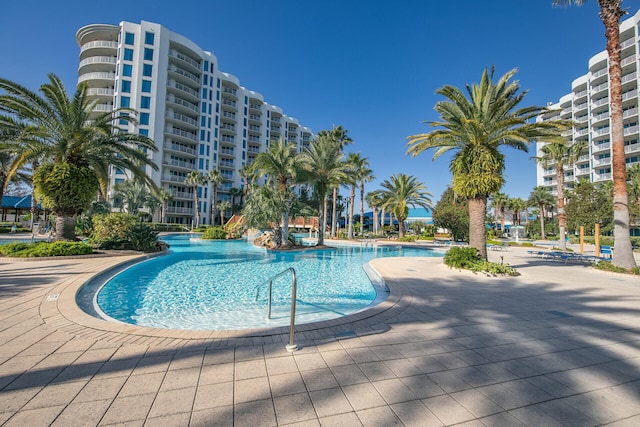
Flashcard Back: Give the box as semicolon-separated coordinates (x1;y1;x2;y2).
88;235;443;331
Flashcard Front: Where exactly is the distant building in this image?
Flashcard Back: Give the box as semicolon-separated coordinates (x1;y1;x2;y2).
76;21;313;224
536;9;640;194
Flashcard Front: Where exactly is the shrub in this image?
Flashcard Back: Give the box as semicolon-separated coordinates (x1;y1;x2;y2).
91;213;137;242
202;226;227;240
594;261;640;275
0;241;93;257
399;236;417;242
443;246;518;276
126;223;160;252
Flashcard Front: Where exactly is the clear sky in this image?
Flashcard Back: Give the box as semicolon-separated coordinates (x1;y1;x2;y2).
0;0;627;204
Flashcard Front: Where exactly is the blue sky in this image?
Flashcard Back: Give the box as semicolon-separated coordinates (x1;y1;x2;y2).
1;0;624;203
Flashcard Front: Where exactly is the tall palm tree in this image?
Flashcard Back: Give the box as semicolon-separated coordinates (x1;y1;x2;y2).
300;134;346;246
229;187;244;209
206;169;224;225
217;200;232;226
490;192;510;235
317;126;352;238
533;139;586;250
380;173;432;238
112;180;151;215
252;137;302;247
407;67;568;259
356;156;374;236
528;186;556;240
344;153;362;239
554;0;634;267
366;190;385;236
184;170;204;229
239;164;254;201
509;197;527;226
0;74;158;240
154;187;172;223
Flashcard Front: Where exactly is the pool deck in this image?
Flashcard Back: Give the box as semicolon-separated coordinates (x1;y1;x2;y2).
1;237;640;426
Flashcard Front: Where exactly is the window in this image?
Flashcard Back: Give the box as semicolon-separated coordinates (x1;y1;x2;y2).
121;80;131;93
140;96;151;109
119;113;129;125
124;32;135;45
141;80;151;93
120;96;130;108
139;129;149;137
123;48;133;61
122;64;132;77
144;31;155;45
143;48;153;61
140;113;150;125
203;75;208;85
202;88;207;99
142;64;153;77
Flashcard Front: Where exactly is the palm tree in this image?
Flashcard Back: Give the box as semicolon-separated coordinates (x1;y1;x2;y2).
366;190;385;236
533;139;586;250
300;134;346;246
229;187;244;209
184;170;204;229
239;164;254;201
528;186;556;240
344;153;363;239
206;169;224;225
407;67;568;259
316;126;352;238
380;173;432;238
252;137;302;247
509;197;527;226
554;0;634;267
154;187;172;223
112;180;151;215
355;156;374;236
217;200;232;226
0;74;158;240
490;192;510;236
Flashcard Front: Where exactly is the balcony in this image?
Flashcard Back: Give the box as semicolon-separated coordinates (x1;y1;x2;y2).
166;95;198;113
593;142;611;152
622;71;638;85
166;111;198;128
625;143;640;153
165;126;197;142
80;40;118;53
621;55;636;67
169;80;199;100
593;157;611;166
595;173;612;181
219;148;234;156
78;71;116;83
219;159;234;168
576;155;590;163
592;111;610;122
590;82;608;95
161;174;188;183
86;88;114;97
222;99;237;110
575;115;588;124
169;50;201;73
574;102;588;111
624;124;639;136
247;146;260;154
168;65;200;85
220;135;235;143
166;206;193;215
164;142;196;156
574;89;588;99
624;107;639;119
92;103;114;112
220;124;236;132
163;158;196;170
222;87;237;96
249;103;261;111
249;124;261;132
622;89;638;101
249;114;261;122
592;97;609;107
621;38;636;50
592;127;610;137
592;68;608;79
222;111;236;120
79;56;117;68
248;136;260;143
575;128;589;137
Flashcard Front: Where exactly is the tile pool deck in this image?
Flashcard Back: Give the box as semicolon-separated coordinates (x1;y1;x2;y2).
1;240;640;426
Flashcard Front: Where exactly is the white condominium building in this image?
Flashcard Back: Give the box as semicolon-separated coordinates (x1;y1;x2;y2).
536;9;640;194
76;21;313;225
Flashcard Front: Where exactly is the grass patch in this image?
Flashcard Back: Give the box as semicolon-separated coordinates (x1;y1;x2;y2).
0;241;93;257
593;261;640;275
444;246;518;276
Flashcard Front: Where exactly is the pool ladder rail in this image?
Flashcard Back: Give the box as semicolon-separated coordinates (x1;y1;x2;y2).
255;267;299;352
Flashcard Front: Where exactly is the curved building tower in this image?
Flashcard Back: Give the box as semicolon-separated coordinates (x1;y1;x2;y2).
77;21;313;225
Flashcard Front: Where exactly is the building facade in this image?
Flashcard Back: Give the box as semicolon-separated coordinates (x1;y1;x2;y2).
76;21;313;224
536;9;640;195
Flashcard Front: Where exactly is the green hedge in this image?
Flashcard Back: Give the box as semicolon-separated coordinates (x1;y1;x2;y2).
444;246;518;276
0;241;93;257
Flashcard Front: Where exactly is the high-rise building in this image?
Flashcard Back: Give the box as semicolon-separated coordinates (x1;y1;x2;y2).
536;9;639;195
76;21;313;224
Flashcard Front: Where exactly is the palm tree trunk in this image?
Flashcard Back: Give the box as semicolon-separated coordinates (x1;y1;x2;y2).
193;192;200;229
602;3;635;268
30;160;39;230
55;215;76;241
539;206;546;240
318;197;326;246
282;210;290;247
381;207;385;233
398;217;406;238
373;208;379;235
359;183;365;236
469;196;488;260
348;185;355;239
331;188;337;238
556;165;567;251
211;185;217;226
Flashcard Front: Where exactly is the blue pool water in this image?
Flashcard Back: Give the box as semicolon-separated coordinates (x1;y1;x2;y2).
93;235;443;330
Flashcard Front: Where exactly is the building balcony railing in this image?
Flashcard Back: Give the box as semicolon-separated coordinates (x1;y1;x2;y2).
249;125;261;131
590;82;609;95
79;56;117;68
222;99;237;108
592;127;610;137
624;125;639;135
621;55;636;67
592;97;609;107
248;136;260;142
272;117;281;123
249;103;261;110
622;89;637;101
92;103;114;112
574;89;588;98
165;127;197;142
166;111;198;127
575;128;590;137
164;143;196;156
624;107;639;119
221;136;235;143
169;80;199;98
168;65;200;85
621;38;636;49
163;159;196;169
595;173;612;181
166;96;198;112
166;206;193;215
593;142;611;151
574;102;588;110
220;124;236;131
162;174;188;183
249;114;261;121
219;148;234;156
247;147;260;154
80;40;118;52
222;87;237;96
622;71;638;84
78;72;116;83
592;68;608;79
170;190;192;199
625;143;640;153
86;88;114;97
222;111;236;120
169;50;201;71
593;158;611;166
592;111;610;122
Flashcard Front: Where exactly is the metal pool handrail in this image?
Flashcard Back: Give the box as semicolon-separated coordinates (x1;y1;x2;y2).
255;267;298;352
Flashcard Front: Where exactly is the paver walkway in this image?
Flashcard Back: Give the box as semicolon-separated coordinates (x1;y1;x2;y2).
1;242;640;426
